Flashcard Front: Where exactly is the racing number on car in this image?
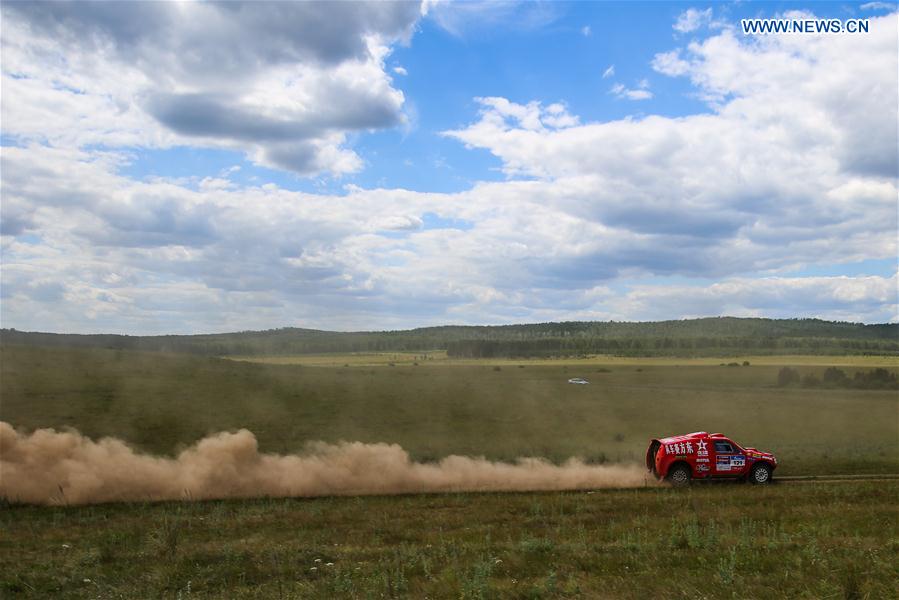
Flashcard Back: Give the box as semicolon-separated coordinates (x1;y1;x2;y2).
713;440;745;474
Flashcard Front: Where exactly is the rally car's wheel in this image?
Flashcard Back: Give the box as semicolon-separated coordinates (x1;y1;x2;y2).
749;463;772;485
666;464;691;487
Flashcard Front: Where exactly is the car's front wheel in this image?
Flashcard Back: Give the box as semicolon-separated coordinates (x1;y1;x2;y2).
666;464;692;487
749;463;772;485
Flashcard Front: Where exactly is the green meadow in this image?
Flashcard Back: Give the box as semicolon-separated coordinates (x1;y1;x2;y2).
2;345;898;598
2;345;896;474
2;482;897;598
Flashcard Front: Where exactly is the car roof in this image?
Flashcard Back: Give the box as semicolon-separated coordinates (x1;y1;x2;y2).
657;431;708;443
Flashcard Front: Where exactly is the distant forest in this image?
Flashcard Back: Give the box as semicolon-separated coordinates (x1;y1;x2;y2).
2;318;897;358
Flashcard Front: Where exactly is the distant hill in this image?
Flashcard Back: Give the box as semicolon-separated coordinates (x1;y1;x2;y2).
2;317;897;357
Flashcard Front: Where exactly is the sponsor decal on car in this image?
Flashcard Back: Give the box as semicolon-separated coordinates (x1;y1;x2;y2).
665;441;695;455
716;455;746;471
696;458;709;463
696;463;710;472
696;440;708;457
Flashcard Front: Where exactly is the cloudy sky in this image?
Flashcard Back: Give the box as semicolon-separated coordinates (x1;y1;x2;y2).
1;1;896;334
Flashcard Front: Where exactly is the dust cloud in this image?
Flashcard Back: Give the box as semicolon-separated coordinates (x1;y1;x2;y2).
0;422;653;505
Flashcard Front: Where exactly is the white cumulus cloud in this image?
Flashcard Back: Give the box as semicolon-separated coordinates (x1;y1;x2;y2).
860;2;895;10
610;83;653;100
2;7;896;332
0;1;422;177
674;8;713;33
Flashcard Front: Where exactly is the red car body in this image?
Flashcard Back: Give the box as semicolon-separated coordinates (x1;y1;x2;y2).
646;432;777;485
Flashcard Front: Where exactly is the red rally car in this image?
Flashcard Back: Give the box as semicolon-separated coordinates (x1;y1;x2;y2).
646;432;777;485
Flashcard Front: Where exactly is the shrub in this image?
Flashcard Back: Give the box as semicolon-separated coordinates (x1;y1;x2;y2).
853;368;899;390
781;367;899;390
822;367;849;387
777;367;800;387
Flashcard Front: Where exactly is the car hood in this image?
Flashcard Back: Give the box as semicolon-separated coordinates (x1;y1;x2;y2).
744;447;777;463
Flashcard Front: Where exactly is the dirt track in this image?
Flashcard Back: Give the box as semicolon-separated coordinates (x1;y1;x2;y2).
774;473;899;483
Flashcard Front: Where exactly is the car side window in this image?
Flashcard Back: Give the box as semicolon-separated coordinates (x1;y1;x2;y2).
714;441;733;453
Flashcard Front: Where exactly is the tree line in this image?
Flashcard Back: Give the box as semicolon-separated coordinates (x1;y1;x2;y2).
445;336;898;358
1;317;897;357
777;367;898;390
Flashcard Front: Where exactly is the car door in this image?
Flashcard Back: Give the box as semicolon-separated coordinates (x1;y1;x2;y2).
693;436;712;476
712;439;746;477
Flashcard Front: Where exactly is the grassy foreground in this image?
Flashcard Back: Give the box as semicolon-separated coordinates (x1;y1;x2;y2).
2;345;897;475
2;481;897;599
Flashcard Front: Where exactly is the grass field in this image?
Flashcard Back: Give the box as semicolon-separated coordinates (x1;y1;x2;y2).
1;345;897;475
2;345;898;598
2;482;897;598
230;351;899;368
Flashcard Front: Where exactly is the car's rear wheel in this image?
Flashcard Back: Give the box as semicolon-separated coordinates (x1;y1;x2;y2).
749;463;772;485
666;464;691;487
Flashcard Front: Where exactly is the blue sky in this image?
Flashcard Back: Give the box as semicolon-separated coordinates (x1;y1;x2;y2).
1;1;897;334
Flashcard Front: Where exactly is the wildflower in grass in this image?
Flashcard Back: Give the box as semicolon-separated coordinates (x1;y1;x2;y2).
326;562;334;567
61;544;71;549
310;567;317;572
314;558;322;563
83;579;91;583
495;559;503;564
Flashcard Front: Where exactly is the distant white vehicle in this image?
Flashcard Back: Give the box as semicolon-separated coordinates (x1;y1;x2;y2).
567;377;589;385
